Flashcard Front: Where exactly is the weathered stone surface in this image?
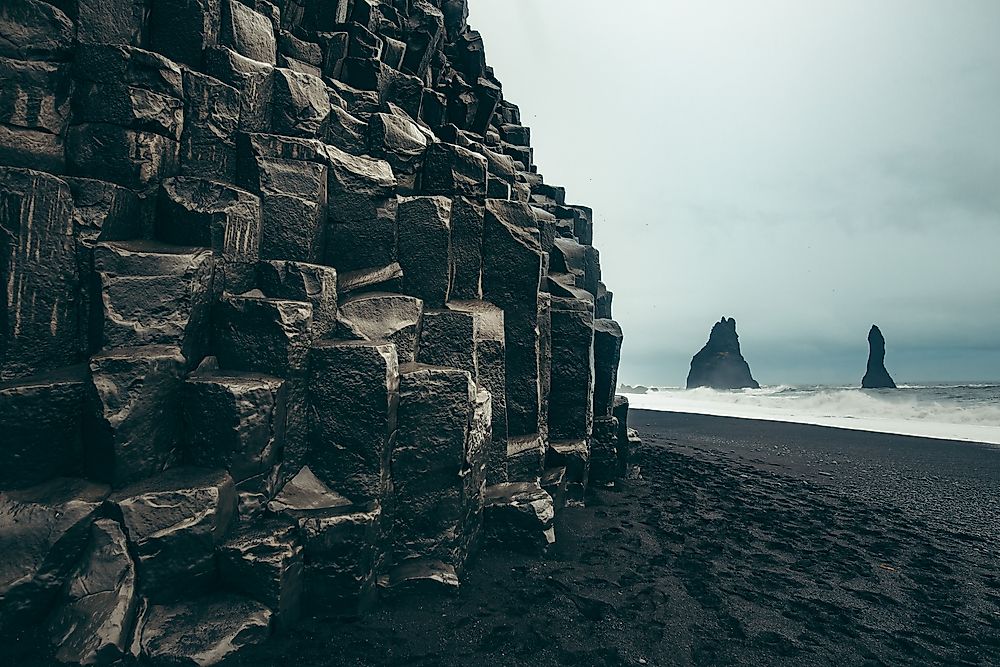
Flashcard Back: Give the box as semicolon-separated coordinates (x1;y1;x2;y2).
111;467;236;602
257;260;338;338
0;479;109;635
0;0;75;61
213;293;313;375
67;124;179;188
47;518;138;665
549;297;595;440
482;200;544;437
449;196;485;299
0;57;71;171
180;70;241;182
589;416;619;487
593;319;624;418
422;141;487;199
88;345;187;486
482;482;555;554
686;317;758;391
336;261;403;297
135;594;272;666
184;370;286;482
337;292;423;364
417;301;507;481
0;366;87;488
267;465;352;516
273;68;332;138
383;559;460;595
94;241;216;360
398;195;452;307
203;46;275;132
392;363;476;568
308;341;398;502
148;0;222;68
0;168;79;381
504;432;545;483
156;177;261;291
862;324;896;389
367;112;428;176
76;0;148;46
540;465;568;515
323;147;397;271
546;439;589;506
219;518;303;630
220;0;277;65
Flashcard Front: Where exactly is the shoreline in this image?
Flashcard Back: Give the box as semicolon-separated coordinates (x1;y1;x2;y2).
621;393;1000;445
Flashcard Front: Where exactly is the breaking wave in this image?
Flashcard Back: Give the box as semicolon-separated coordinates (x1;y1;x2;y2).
621;384;1000;444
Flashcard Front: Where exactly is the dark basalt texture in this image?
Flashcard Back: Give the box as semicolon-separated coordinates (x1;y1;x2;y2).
686;317;760;390
0;1;636;663
862;324;896;389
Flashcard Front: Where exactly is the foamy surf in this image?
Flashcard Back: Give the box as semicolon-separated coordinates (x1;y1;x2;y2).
621;384;1000;445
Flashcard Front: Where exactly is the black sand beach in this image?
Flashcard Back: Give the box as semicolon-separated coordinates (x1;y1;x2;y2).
219;410;1000;666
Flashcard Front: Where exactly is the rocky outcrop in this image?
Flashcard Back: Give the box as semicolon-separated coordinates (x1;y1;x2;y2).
686;317;760;390
862;325;896;389
0;0;638;663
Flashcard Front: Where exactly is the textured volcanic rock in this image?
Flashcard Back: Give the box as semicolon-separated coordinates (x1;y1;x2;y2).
47;518;138;665
0;479;109;635
0;0;631;659
862;324;897;389
686;317;760;390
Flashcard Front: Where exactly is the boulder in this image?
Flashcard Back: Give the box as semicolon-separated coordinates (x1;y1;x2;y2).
397;195;453;307
0;479;109;635
135;594;272;666
47;519;138;665
87;345;187;487
111;467;236;602
482;482;555;554
685;317;759;390
862;324;897;389
0;168;79;381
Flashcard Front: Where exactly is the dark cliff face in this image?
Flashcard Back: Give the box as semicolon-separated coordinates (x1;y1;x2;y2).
0;0;637;663
686;317;760;390
862;325;896;389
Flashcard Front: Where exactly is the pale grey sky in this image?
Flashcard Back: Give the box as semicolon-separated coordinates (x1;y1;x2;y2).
468;0;1000;386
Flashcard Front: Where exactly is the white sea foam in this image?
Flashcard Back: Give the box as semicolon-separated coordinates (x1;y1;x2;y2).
621;384;1000;445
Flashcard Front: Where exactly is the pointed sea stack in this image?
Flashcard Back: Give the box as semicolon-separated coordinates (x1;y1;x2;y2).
686;317;760;390
862;325;896;389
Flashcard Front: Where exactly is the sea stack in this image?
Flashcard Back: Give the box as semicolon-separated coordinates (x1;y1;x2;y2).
686;317;760;390
862;325;897;389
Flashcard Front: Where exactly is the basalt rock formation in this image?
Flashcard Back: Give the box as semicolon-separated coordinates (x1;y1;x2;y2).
686;317;760;390
862;325;896;389
0;1;637;663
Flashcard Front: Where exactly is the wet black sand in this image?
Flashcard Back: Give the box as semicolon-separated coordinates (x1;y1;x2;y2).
225;411;1000;666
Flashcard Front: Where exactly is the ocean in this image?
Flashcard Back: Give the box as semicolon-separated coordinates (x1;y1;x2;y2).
620;383;1000;445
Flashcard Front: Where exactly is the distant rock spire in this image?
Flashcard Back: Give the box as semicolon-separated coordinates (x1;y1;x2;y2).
686;317;760;390
862;325;896;389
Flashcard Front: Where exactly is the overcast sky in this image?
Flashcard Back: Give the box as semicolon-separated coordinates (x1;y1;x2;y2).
467;1;1000;386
